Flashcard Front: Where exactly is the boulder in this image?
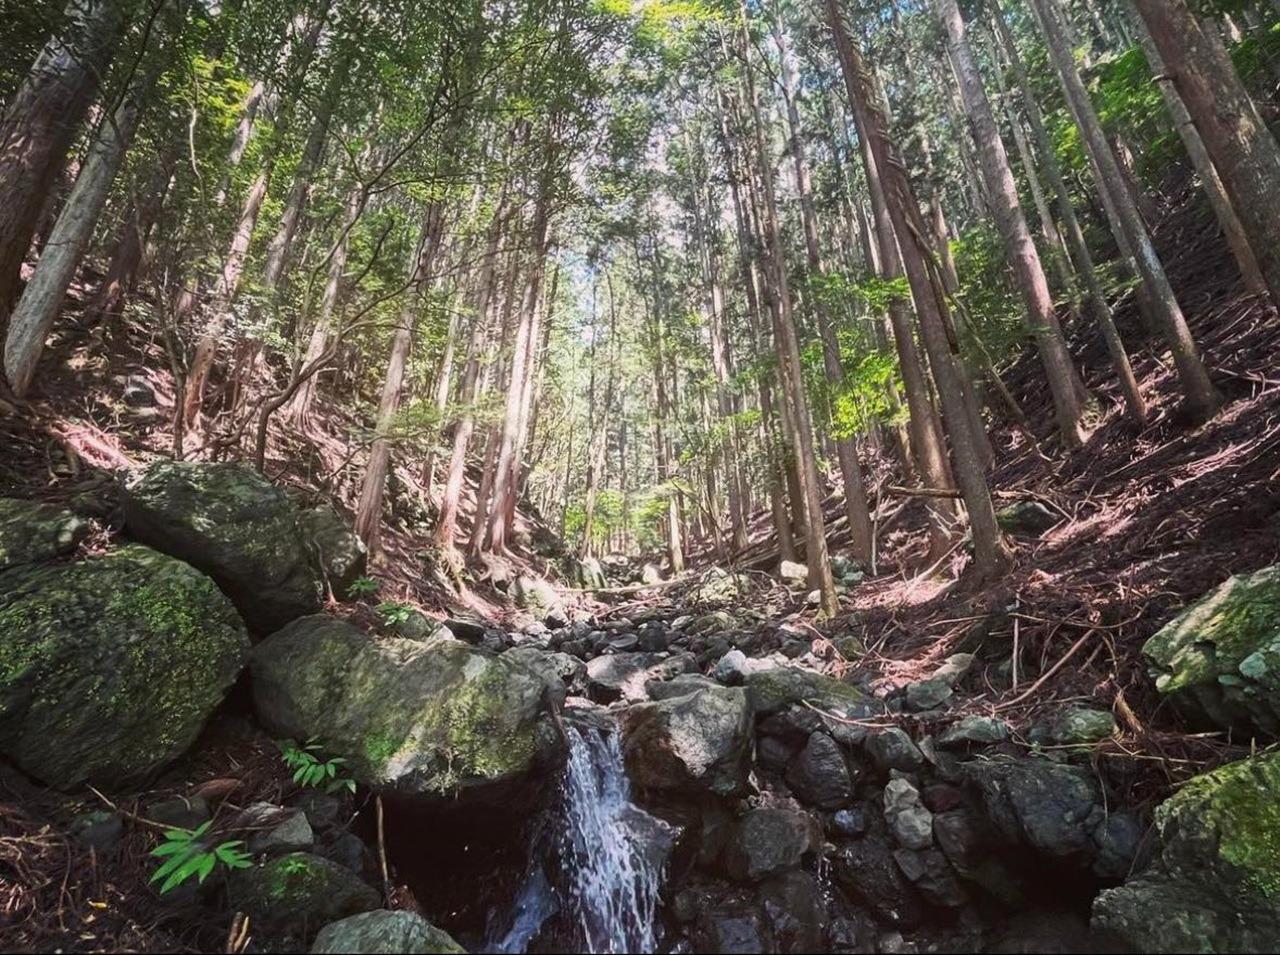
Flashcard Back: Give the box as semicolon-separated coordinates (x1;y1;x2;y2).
1142;564;1280;735
904;678;953;712
995;500;1059;536
0;544;249;789
832;828;924;927
229;852;379;937
512;574;561;618
937;716;1010;749
569;557;607;592
785;732;854;809
1093;751;1280;953
251;616;562;800
0;497;89;572
312;910;464;954
745;665;873;717
866;728;926;773
504;647;586;695
723;807;814;882
298;505;367;600
893;847;967;908
620;686;753;797
122;461;323;634
760;869;828;953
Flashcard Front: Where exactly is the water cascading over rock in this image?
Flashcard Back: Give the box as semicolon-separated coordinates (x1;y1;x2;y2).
488;716;675;954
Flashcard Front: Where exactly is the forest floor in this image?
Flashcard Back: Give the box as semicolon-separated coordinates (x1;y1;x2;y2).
2;176;1279;952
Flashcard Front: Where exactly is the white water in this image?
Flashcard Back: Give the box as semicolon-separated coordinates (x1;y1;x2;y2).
488;721;664;954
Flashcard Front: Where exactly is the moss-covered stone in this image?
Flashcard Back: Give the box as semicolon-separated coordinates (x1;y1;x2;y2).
1143;565;1280;736
1093;751;1280;952
229;852;379;939
0;497;89;572
744;665;873;717
251;616;564;799
311;910;465;954
122;460;323;635
0;544;249;789
298;504;367;600
1049;708;1118;746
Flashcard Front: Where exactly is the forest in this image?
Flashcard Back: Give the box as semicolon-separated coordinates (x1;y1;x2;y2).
1;0;1279;952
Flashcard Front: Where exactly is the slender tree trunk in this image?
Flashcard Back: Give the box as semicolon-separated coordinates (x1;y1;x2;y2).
0;0;128;337
829;0;1010;579
933;0;1090;447
1029;0;1220;421
1129;0;1280;307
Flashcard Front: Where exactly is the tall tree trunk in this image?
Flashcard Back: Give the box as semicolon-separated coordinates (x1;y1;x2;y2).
829;0;1010;580
933;0;1090;448
0;0;127;336
1029;0;1220;421
1129;0;1280;307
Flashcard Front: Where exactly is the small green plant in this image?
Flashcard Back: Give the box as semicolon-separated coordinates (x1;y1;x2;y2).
375;600;415;626
347;576;379;598
149;821;251;894
280;738;357;794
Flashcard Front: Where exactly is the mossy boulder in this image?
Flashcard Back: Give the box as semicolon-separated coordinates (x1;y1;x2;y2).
1143;564;1280;736
298;504;367;600
251;616;564;801
744;665;874;717
312;910;465;954
229;852;379;939
0;497;89;572
122;460;323;635
1093;751;1280;952
0;544;249;789
620;685;753;797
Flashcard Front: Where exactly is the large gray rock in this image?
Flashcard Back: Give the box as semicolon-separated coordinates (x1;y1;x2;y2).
0;544;249;789
723;807;815;882
1143;564;1280;736
1093;751;1280;953
0;497;89;572
251;616;563;800
229;852;379;937
299;505;367;600
122;461;323;634
585;651;695;704
620;685;753;797
312;910;464;954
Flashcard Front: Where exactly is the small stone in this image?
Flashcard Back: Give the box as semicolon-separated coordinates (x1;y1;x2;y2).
893;847;967;907
831;807;868;837
311;909;464;954
904;679;953;712
785;732;854;809
149;795;211;831
1050;707;1117;746
865;728;925;773
779;560;809;583
937;716;1010;749
70;810;123;851
883;778;933;850
713;648;751;685
239;802;315;855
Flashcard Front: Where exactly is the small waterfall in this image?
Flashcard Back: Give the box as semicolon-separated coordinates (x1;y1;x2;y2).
487;719;667;954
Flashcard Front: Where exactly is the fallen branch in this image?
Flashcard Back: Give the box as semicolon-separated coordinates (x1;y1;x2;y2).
995;628;1098;711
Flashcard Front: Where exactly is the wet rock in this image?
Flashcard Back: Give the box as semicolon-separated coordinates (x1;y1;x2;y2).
932;808;1023;905
311;909;464;953
884;778;933;850
937;716;1010;749
996;500;1059;536
1142;563;1280;735
785;732;854;809
961;756;1107;862
904;678;953;712
0;544;249;789
866;728;925;773
621;686;753;797
70;810;123;851
1049;707;1117;746
831;807;868;838
894;847;967;908
251;616;562;802
298;505;367;600
122;460;323;635
0;497;89;572
827;912;879;953
1093;751;1280;952
1091;811;1146;881
723;807;814;882
760;869;828;952
833;828;924;927
694;898;772;954
230;852;379;937
758;733;799;773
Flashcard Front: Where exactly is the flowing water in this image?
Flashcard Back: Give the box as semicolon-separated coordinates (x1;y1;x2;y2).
487;718;666;954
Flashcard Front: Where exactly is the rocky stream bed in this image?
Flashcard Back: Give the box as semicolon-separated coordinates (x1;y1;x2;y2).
2;461;1278;953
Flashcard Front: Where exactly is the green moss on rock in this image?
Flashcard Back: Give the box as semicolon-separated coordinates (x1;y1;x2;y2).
0;497;89;572
1143;564;1280;735
0;544;249;789
230;852;379;938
